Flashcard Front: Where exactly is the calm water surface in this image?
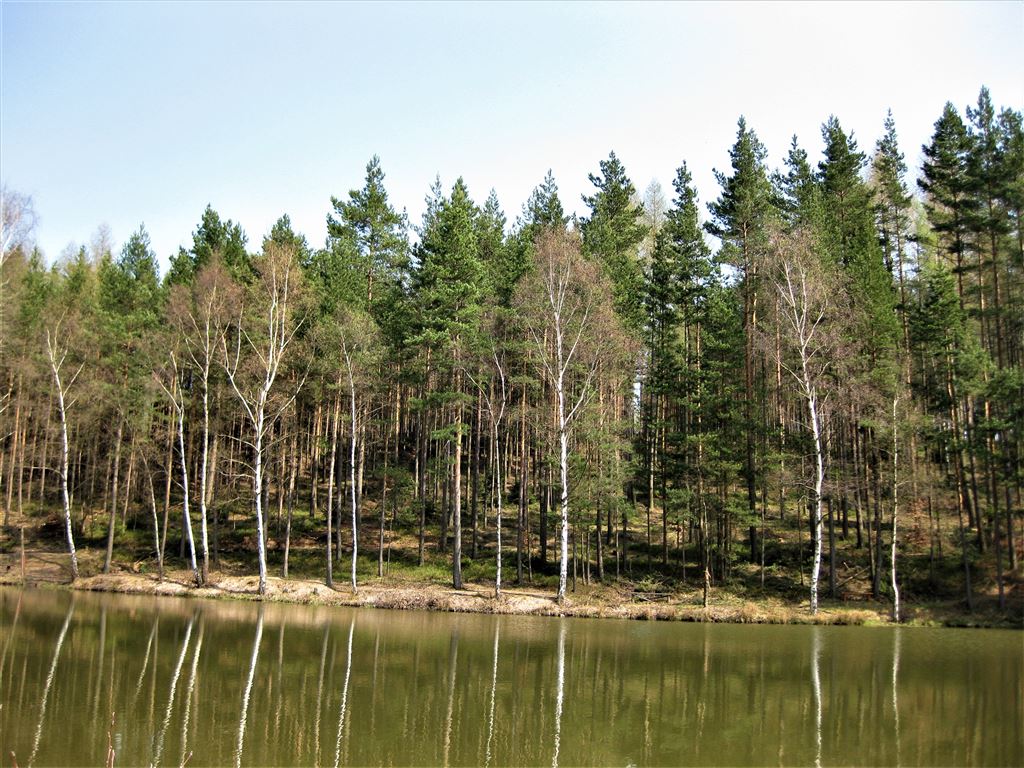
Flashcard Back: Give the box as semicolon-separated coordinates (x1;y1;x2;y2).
1;587;1020;766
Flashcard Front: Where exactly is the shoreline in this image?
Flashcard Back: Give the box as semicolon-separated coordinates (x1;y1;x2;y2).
2;566;1018;629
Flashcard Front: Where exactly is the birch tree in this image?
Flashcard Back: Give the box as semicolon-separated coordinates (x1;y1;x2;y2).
44;320;81;579
517;228;625;604
1;188;37;365
337;308;379;593
766;227;851;614
169;258;236;584
155;351;200;586
223;241;305;595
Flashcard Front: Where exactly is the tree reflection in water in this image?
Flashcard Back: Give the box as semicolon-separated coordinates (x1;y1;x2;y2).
234;606;264;768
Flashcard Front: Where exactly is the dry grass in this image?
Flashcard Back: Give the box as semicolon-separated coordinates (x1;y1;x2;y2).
0;555;890;626
1;542;1017;629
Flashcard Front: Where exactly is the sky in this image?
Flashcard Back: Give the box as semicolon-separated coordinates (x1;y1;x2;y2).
2;1;1022;271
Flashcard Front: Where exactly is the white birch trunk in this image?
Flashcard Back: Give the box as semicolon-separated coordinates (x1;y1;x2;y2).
55;376;79;580
555;324;570;603
222;247;301;597
806;381;824;615
494;422;503;599
891;396;900;622
349;386;358;593
176;396;200;585
46;331;79;580
253;401;268;595
198;365;211;584
234;608;263;768
146;470;163;580
557;407;570;605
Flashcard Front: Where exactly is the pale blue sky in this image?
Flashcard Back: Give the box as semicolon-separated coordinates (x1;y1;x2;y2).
3;1;1022;269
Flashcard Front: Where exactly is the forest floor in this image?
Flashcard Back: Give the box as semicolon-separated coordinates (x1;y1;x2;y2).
1;532;1019;629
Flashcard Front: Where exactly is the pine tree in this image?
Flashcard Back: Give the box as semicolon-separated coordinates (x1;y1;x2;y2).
999;107;1024;267
919;103;975;307
705;117;775;541
871;111;914;356
166;205;250;285
966;87;1014;368
414;178;486;588
524;169;567;233
818;116;899;358
580;152;648;333
477;189;508;302
327;156;408;313
96;226;163;573
646;163;712;566
774;135;821;229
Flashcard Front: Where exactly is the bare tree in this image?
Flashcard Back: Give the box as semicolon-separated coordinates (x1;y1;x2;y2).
639;178;667;263
765;227;851;615
222;242;305;596
517;228;625;604
234;607;264;768
169;258;237;584
44;320;81;580
1;186;37;269
155;351;201;586
338;309;379;593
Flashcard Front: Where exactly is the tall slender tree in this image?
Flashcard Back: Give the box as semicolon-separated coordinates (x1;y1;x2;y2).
413;178;485;588
706;117;775;551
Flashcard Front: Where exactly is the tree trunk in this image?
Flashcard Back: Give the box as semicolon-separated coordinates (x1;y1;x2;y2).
102;417;124;574
161;408;174;576
417;403;427;566
494;420;503;599
47;348;79;580
252;400;269;595
283;430;298;579
452;371;463;590
176;394;200;586
197;368;212;585
349;385;359;594
326;394;340;588
517;387;526;585
146;468;163;580
807;382;825;616
891;396;901;622
556;384;570;604
471;390;481;560
828;497;836;599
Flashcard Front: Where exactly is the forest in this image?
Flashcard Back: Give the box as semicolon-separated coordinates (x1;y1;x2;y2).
1;85;1021;621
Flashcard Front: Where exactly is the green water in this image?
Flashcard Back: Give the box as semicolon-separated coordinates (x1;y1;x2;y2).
1;587;1020;766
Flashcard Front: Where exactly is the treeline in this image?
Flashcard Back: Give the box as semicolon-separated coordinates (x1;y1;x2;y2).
1;86;1020;614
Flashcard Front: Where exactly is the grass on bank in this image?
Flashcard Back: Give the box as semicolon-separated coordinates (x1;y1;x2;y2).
0;494;1020;629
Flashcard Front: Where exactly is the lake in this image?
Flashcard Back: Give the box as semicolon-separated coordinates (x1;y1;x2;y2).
1;587;1020;766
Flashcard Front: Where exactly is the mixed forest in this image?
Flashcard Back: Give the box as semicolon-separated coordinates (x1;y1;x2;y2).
1;86;1021;619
